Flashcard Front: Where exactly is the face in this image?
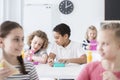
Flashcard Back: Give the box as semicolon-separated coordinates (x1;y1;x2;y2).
97;30;120;60
31;36;44;52
1;28;24;57
53;32;68;46
88;30;97;40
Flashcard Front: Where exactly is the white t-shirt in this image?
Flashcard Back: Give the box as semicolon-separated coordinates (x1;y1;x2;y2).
50;41;85;61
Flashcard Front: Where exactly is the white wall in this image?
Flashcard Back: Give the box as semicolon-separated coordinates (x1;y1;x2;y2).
0;0;3;24
2;0;104;43
2;0;22;24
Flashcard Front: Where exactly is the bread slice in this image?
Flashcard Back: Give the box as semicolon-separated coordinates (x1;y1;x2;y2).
0;59;20;76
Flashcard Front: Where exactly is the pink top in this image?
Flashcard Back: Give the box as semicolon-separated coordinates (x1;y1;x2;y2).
90;40;97;50
76;61;120;80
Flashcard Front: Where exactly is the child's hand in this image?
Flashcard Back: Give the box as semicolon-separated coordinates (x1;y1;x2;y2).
86;45;91;50
24;50;30;58
102;71;118;80
58;59;68;63
24;50;34;58
24;50;34;61
47;58;54;67
0;68;13;80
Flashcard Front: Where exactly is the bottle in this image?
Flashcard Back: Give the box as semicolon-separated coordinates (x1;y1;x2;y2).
87;51;92;63
27;49;35;61
28;50;39;65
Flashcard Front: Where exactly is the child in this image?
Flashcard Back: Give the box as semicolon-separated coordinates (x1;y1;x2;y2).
77;22;120;80
47;23;86;66
0;21;39;80
82;25;97;50
25;30;48;64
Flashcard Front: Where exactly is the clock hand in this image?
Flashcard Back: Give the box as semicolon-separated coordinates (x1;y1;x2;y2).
65;4;72;9
65;1;67;8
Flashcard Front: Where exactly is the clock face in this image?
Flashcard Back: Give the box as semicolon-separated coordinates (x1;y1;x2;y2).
59;0;74;14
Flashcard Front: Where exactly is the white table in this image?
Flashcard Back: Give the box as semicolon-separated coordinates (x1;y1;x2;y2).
35;51;101;79
35;63;86;79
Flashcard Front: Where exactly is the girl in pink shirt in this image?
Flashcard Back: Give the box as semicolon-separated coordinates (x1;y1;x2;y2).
77;22;120;80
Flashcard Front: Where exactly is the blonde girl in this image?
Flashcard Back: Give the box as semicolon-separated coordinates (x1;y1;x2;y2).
82;25;97;50
77;22;120;80
25;30;48;64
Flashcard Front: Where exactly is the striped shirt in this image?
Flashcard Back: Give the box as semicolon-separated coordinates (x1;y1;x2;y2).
5;62;39;80
82;39;90;50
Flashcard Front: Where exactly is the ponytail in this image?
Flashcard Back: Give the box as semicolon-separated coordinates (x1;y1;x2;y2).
17;55;28;74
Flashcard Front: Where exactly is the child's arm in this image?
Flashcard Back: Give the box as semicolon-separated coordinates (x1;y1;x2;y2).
58;54;87;64
76;64;89;80
32;54;48;64
0;68;13;80
0;59;20;79
82;40;90;50
47;53;56;66
24;50;31;58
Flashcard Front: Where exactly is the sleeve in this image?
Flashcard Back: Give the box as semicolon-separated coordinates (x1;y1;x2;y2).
27;63;39;80
50;43;58;55
40;50;47;55
76;61;100;80
76;64;90;80
82;40;89;50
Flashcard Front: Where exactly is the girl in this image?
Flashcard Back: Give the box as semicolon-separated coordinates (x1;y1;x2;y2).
0;21;39;80
77;22;120;80
82;25;97;50
25;30;48;64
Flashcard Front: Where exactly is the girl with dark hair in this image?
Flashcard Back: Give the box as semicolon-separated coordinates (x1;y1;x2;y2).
0;21;39;80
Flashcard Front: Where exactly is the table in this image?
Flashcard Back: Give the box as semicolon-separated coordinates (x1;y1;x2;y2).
35;51;101;79
35;63;86;79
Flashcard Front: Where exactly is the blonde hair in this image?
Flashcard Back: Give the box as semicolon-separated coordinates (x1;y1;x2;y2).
27;30;49;50
85;25;97;40
101;22;120;41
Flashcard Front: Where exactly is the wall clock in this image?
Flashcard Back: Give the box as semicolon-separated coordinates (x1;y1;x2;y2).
59;0;74;14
